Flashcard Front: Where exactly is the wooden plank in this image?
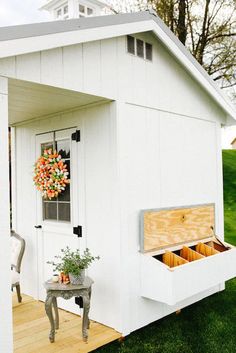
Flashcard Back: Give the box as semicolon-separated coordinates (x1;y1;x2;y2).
162;251;188;268
143;204;215;252
195;242;219;256
180;246;205;262
13;294;121;353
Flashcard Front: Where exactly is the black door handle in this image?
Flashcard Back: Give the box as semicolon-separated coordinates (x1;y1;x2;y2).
35;225;42;229
73;226;82;237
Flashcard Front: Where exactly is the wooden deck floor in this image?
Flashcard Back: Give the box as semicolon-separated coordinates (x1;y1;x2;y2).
13;294;121;353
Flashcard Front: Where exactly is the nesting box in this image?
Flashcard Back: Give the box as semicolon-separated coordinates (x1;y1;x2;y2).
140;204;236;305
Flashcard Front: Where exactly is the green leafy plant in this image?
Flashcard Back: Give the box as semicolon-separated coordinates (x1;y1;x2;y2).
47;247;100;276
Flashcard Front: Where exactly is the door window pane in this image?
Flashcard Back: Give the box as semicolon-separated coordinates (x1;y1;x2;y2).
41;136;71;223
41;142;53;154
44;202;57;220
58;184;70;202
58;203;71;222
57;139;70;158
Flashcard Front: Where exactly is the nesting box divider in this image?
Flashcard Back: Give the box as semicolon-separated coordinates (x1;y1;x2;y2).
207;241;227;252
196;242;219;256
162;251;189;268
180;246;205;262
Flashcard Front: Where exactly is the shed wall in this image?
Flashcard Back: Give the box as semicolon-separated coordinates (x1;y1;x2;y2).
117;102;224;333
0;33;226;125
13;101;122;331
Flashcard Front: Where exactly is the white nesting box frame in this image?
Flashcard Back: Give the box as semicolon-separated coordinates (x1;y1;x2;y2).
140;204;236;306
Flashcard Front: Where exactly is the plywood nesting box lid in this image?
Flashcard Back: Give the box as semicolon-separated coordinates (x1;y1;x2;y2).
140;204;215;253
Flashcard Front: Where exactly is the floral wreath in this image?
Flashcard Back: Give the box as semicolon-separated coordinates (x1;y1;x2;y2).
33;148;70;199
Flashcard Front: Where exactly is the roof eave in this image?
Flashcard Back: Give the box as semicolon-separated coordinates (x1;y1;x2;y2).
150;16;236;124
226;114;236;126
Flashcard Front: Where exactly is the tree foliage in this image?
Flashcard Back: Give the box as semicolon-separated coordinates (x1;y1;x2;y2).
107;0;236;99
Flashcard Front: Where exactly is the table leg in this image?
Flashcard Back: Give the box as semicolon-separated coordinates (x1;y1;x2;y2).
87;287;92;329
45;294;55;343
52;296;59;330
82;290;91;342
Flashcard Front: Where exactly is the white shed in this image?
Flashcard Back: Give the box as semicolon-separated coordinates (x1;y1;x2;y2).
1;11;236;351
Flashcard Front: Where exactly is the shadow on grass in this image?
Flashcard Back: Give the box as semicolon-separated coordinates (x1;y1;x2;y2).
94;279;236;353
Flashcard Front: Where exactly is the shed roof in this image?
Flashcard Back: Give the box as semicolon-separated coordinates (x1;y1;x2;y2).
0;11;151;42
0;10;235;123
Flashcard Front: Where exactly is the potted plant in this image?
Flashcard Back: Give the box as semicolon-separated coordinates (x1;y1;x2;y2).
47;247;100;285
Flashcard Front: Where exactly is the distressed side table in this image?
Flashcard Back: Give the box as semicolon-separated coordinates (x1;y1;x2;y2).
44;277;94;343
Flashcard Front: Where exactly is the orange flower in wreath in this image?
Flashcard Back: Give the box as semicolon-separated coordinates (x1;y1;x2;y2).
33;149;70;199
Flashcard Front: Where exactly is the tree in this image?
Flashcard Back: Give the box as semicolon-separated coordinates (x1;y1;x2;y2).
107;0;236;100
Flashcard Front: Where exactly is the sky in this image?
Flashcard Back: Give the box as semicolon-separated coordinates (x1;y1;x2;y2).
0;0;235;148
0;0;50;27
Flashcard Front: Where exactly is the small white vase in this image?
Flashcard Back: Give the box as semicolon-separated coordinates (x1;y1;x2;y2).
69;270;85;285
52;274;59;283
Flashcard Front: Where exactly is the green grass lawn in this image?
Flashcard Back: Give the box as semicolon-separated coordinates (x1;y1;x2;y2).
94;150;236;353
223;150;236;245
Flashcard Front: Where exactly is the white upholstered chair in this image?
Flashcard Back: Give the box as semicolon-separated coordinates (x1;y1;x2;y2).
11;231;25;303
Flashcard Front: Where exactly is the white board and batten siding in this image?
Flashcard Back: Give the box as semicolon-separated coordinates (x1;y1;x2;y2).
1;26;229;337
116;102;225;333
0;32;227;124
115;33;226;335
0;39;118;100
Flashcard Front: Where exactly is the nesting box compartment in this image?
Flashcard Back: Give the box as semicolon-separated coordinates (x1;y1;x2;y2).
140;204;236;306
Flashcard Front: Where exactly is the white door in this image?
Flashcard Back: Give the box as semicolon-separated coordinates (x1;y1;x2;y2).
35;127;85;313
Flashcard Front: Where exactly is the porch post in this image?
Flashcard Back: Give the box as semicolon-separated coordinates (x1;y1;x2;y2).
0;77;13;353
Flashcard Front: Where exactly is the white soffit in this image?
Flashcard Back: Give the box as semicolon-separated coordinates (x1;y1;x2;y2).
8;79;109;125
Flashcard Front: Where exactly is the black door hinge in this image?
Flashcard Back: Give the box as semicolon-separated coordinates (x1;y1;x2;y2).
71;130;80;142
73;225;82;238
75;296;83;308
